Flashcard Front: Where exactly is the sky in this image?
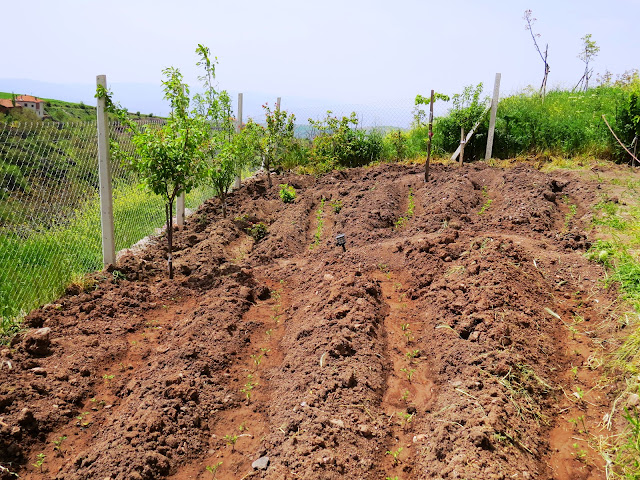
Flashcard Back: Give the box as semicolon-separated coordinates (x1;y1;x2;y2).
2;0;639;125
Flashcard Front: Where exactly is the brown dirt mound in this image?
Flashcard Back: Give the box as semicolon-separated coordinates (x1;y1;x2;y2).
0;162;620;479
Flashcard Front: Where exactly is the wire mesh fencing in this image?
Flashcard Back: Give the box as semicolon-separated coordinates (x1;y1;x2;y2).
0;120;215;327
0;96;456;328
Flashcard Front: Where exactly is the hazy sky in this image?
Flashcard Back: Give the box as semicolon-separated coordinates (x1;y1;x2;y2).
3;0;639;120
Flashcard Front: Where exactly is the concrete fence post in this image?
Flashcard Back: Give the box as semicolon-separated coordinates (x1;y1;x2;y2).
485;73;501;160
96;75;116;266
176;192;185;228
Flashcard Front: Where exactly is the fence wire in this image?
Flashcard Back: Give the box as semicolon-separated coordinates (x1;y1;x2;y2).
0;120;215;325
0;97;453;325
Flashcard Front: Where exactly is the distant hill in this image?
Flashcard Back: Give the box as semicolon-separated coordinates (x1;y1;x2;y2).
0;92;159;123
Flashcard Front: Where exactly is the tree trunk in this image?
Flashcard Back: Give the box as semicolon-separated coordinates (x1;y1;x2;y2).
266;157;272;188
166;202;174;279
222;191;227;218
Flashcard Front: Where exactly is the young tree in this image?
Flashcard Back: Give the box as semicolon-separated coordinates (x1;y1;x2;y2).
575;34;600;92
262;104;296;187
450;83;488;133
96;68;208;279
193;44;240;217
524;10;550;100
209;128;260;217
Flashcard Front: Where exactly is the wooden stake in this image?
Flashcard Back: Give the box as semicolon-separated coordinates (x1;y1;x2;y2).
425;89;434;182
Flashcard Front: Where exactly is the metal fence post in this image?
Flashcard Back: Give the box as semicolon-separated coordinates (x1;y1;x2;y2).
485;72;501;160
276;96;281;111
234;92;243;189
96;75;116;266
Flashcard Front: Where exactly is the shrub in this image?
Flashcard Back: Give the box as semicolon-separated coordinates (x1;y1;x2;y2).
309;112;383;170
279;184;296;203
0;162;29;198
247;222;268;242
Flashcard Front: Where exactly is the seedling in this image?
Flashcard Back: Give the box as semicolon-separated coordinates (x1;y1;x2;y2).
572;443;587;462
265;329;273;338
205;461;223;478
400;367;416;382
573;387;585;401
247;222;268;242
394;188;415;229
331;199;343;213
401;389;410;402
568;415;588;434
251;353;264;368
386;447;403;466
112;270;126;282
570;366;578;379
310;198;325;249
76;412;91;428
279;184;296;203
32;453;45;472
397;411;414;427
224;434;239;452
405;350;420;362
478;186;493;215
401;323;413;343
386;477;399;480
241;375;257;401
53;435;67;453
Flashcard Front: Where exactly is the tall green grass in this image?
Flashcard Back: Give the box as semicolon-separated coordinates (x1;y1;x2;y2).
0;182;214;341
492;87;625;159
585;180;640;479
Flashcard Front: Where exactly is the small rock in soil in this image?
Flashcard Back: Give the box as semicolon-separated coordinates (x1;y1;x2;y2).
252;456;270;470
23;327;51;356
330;419;345;428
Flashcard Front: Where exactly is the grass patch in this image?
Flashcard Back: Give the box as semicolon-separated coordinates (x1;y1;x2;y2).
583;169;640;478
395;188;415;229
0;181;215;342
310;198;325;249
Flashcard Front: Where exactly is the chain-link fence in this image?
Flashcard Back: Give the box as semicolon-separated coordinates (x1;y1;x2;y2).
0;89;501;328
0;120;215;326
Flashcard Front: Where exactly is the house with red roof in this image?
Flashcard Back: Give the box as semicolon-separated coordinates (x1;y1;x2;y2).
0;98;22;115
14;95;45;118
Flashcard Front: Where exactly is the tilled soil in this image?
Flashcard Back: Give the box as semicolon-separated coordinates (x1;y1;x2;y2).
0;162;623;479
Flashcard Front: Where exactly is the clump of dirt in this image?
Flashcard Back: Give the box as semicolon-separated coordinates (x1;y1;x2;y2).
0;162;621;479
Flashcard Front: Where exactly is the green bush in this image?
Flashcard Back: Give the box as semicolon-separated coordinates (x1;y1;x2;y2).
309;112;383;170
279;184;296;203
247;222;268;242
0;162;30;198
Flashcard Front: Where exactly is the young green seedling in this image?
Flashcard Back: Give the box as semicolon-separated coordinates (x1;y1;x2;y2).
224;434;239;452
241;375;257;401
251;353;263;368
386;447;403;466
205;461;223;478
32;453;45;472
400;367;416;382
52;435;67;453
405;349;420;362
401;389;410;402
